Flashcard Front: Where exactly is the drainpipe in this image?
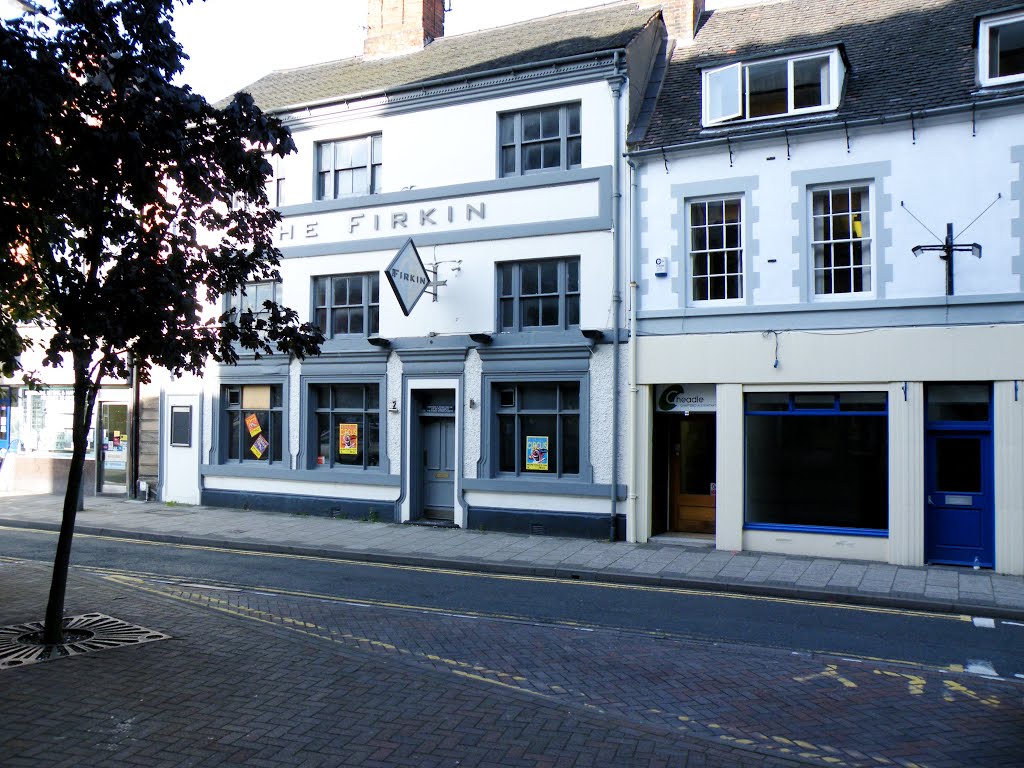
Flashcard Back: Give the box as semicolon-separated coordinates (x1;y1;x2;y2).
608;54;625;542
625;157;641;543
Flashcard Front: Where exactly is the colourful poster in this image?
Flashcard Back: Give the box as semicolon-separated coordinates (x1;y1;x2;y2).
250;433;269;459
525;435;548;471
338;423;359;455
245;413;262;437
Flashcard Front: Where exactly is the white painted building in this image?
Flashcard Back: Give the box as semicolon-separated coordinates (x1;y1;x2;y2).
629;0;1024;573
165;1;668;537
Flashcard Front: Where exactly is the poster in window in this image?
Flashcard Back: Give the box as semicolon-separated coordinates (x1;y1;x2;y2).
338;423;359;455
251;433;269;459
525;435;548;471
245;413;262;437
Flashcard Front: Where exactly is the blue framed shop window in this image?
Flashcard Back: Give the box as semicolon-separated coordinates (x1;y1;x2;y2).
744;392;889;534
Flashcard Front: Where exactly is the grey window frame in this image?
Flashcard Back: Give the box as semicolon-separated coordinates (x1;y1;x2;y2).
226;280;279;318
312;273;380;338
315;134;382;201
308;382;382;471
492;380;582;479
498;102;582;177
497;257;580;332
221;383;285;464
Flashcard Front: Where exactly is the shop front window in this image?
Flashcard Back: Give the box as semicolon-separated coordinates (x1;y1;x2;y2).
223;384;283;463
744;392;888;531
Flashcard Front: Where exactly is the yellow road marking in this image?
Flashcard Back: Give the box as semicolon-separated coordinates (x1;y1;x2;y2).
942;680;1001;708
874;669;927;696
794;664;858;689
0;524;971;622
103;571;929;768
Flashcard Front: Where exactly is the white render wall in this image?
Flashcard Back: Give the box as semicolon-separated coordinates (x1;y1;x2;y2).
278;230;615;339
275;81;618;201
639;108;1023;309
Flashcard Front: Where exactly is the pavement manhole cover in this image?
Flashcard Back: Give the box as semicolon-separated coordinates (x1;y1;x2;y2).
0;613;170;670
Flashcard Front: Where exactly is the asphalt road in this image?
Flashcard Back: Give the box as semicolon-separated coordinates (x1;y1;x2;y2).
3;526;1023;767
3;526;1022;678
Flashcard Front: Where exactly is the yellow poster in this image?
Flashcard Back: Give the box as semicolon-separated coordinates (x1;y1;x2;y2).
250;434;269;459
338;423;358;455
525;436;549;471
245;413;261;437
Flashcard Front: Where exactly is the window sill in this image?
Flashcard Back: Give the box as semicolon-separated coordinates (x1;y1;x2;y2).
744;522;888;538
202;463;400;487
464;477;625;499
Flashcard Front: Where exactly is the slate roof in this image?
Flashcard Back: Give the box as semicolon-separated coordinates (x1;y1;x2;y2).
636;0;1024;150
232;3;660;114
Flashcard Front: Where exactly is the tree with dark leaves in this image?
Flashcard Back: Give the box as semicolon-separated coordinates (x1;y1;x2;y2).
0;0;322;644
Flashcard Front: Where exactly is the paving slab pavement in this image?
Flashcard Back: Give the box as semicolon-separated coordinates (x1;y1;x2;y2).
1;492;1023;620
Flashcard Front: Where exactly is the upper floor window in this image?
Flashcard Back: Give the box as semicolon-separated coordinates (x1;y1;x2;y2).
499;103;581;176
228;281;278;318
689;197;743;302
313;273;379;337
497;257;580;331
316;134;382;200
979;11;1024;86
811;184;871;297
703;49;844;126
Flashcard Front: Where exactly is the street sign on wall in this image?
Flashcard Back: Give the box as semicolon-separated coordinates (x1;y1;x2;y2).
385;238;430;316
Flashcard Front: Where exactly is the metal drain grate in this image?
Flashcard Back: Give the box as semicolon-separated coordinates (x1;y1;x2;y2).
0;613;170;670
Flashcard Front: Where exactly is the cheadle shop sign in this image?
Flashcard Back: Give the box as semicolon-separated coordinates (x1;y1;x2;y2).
656;384;716;412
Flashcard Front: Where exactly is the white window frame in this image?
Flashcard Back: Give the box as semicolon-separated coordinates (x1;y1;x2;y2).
979;10;1024;87
686;195;745;306
809;182;874;301
702;48;844;127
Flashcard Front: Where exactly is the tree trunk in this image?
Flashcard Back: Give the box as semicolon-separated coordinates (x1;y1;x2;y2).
42;352;98;645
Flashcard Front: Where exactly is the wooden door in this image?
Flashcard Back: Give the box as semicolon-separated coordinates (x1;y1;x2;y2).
669;413;716;534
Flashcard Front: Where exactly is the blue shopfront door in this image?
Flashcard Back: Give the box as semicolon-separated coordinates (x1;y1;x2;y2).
924;385;994;567
925;431;993;566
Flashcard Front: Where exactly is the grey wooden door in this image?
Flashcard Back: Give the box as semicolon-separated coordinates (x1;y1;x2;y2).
421;416;455;520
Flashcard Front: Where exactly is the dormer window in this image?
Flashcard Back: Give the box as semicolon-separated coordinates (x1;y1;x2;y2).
979;11;1024;86
702;49;845;126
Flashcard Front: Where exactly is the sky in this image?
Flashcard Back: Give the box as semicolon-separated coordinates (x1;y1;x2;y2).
173;0;613;102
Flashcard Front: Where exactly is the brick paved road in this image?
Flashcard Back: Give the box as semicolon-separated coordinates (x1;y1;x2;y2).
0;559;812;768
125;573;1023;768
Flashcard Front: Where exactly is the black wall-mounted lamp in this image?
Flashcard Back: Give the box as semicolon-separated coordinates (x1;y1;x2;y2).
367;336;390;348
912;222;981;297
581;329;604;342
469;333;492;345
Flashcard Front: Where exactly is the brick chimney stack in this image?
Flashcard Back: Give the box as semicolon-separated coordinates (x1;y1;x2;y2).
636;0;706;43
364;0;446;58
